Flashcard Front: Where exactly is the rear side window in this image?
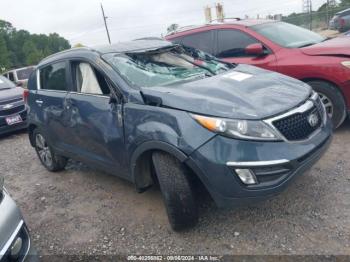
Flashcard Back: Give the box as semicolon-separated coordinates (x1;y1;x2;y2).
17;67;34;80
8;72;15;82
216;29;258;58
40;62;67;91
173;31;214;54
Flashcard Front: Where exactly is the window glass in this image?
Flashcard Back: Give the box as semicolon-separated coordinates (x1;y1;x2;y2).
8;72;15;82
216;30;258;58
251;22;325;48
74;62;110;95
176;31;214;54
40;62;67;91
16;67;35;80
104;45;233;88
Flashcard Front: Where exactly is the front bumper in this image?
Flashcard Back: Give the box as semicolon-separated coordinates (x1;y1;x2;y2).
186;118;332;208
0;109;27;135
0;191;35;262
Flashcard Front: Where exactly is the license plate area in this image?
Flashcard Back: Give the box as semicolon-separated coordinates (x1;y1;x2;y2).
5;115;22;125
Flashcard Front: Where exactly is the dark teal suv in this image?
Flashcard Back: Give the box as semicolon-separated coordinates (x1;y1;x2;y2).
26;40;332;230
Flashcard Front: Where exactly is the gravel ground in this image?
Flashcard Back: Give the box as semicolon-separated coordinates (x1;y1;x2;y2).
1;120;350;257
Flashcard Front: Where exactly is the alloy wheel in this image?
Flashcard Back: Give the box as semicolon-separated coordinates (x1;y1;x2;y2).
318;92;334;118
35;134;53;167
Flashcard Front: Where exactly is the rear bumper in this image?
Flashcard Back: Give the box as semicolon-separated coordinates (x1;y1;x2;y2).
186;118;333;208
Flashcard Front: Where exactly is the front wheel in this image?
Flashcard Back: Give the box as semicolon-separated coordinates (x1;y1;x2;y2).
152;151;198;231
33;129;67;172
307;80;347;129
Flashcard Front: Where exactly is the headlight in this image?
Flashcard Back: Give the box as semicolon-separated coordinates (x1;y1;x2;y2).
191;114;280;141
341;61;350;69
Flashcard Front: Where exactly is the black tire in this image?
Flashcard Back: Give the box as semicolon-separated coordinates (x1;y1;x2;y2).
33;129;67;172
307;80;347;129
152;151;198;231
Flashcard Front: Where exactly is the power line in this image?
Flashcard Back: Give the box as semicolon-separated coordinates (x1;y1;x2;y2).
100;3;111;44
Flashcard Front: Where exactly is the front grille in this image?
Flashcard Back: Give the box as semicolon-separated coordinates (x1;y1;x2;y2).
0;105;25;117
273;104;322;141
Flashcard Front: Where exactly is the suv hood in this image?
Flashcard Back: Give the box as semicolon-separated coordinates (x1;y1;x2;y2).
301;36;350;56
0;87;23;102
140;64;311;120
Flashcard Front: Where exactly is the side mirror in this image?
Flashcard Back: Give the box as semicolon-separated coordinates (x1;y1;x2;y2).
109;94;118;104
245;43;264;56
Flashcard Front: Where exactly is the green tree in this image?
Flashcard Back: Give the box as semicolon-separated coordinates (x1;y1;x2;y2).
22;40;42;65
0;19;71;69
0;34;10;72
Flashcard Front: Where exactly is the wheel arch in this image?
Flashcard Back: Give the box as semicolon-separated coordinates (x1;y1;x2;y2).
28;123;37;147
302;77;348;107
130;141;188;191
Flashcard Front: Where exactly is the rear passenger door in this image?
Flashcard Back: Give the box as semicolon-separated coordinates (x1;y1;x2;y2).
65;60;127;176
35;61;71;151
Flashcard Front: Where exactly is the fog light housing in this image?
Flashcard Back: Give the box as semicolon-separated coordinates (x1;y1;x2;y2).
10;236;23;259
235;169;257;185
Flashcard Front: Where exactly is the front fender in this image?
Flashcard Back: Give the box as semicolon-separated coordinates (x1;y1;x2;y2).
123;103;215;187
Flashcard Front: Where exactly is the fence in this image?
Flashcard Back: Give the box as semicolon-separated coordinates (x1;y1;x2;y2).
282;5;350;31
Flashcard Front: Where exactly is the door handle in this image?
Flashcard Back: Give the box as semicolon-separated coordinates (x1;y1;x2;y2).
35;99;43;106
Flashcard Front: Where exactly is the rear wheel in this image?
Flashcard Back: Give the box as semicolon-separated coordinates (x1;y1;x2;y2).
306;80;347;129
152;151;198;231
33;129;67;172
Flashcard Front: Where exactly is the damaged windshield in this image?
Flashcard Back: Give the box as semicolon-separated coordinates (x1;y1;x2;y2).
104;45;234;87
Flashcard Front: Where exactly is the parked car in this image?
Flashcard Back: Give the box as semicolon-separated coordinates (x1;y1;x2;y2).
166;19;350;128
0;76;27;135
0;177;36;261
329;8;350;32
26;40;332;230
3;66;35;88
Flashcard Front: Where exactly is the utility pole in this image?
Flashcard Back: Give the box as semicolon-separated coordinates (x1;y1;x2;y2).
101;3;111;44
302;0;312;30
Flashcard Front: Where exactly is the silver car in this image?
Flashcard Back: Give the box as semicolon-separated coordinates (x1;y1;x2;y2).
329;8;350;32
0;177;36;262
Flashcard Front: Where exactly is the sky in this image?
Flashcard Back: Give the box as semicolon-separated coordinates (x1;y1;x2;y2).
0;0;327;46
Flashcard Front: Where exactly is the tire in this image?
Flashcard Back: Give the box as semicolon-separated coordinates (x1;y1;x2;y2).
152;151;198;231
33;129;67;172
307;80;347;129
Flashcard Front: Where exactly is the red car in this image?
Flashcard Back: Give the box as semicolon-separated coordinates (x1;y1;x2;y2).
166;19;350;128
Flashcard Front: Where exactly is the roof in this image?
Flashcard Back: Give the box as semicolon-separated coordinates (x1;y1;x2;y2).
93;39;173;54
166;19;276;36
39;40;174;66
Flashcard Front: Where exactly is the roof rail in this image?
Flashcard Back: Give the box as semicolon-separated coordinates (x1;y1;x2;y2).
40;47;93;63
210;17;241;23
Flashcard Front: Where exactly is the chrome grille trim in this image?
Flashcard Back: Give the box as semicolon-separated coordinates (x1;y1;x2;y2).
264;93;325;143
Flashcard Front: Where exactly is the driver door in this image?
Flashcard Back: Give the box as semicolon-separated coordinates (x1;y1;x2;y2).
65;60;128;176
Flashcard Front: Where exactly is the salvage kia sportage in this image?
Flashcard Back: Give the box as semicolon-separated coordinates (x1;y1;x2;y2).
26;40;332;230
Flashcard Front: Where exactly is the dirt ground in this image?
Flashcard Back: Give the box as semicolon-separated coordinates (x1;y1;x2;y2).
1;120;350;257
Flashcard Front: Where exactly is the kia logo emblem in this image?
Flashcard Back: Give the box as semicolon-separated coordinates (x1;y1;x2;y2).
308;113;319;127
3;104;14;110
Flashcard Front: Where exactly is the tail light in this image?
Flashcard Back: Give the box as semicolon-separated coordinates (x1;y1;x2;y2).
340;18;345;27
23;89;29;104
